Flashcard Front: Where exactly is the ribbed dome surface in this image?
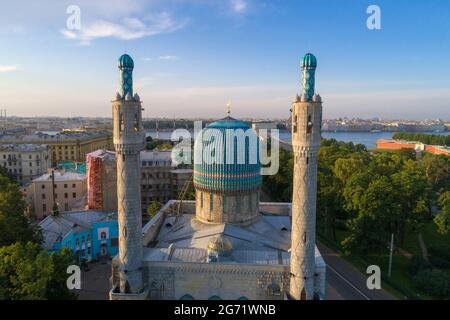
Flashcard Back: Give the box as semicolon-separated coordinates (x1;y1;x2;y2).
193;117;262;193
118;54;134;70
302;53;317;70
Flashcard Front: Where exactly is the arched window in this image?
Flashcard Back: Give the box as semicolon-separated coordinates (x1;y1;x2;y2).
119;114;125;132
306;115;313;134
179;294;195;300
210;193;214;212
134;114;139;132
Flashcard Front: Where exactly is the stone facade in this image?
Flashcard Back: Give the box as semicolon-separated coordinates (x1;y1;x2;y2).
29;170;86;220
195;189;260;225
0;144;51;185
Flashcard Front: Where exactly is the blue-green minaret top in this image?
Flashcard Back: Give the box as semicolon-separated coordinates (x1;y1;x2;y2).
301;53;317;101
118;53;134;97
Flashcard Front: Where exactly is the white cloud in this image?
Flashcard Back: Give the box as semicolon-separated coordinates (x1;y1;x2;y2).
60;12;186;45
158;55;179;60
231;0;247;13
0;65;17;72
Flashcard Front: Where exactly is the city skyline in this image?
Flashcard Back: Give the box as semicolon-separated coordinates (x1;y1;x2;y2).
1;0;450;119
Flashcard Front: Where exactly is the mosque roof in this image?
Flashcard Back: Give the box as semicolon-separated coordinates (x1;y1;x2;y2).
140;209;325;269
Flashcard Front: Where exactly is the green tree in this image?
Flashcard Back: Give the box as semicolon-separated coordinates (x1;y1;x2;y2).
434;191;450;235
0;242;76;300
147;201;162;220
420;153;450;190
0;176;42;246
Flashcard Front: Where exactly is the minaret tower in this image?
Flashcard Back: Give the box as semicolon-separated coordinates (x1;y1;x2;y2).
112;54;145;294
289;53;322;300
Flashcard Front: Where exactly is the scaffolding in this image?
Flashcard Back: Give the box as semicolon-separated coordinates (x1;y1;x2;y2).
86;150;117;211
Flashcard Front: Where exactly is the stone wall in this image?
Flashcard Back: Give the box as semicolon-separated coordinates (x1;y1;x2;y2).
195;190;260;226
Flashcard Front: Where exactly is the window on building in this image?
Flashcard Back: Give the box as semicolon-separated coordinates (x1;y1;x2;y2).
134;114;139;132
72;192;76;198
307;115;313;134
43;204;47;212
210;193;214;212
64;193;68;199
101;231;107;240
41;185;45;189
42;194;46;199
64;184;68;188
72;183;76;188
200;192;203;208
65;203;69;211
293;114;298;133
119;114;125;132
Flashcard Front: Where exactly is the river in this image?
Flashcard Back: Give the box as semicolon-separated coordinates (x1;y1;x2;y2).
146;130;450;149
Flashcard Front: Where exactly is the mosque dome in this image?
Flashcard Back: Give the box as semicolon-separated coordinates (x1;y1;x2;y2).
302;53;317;70
207;235;233;256
118;54;134;70
193;117;262;193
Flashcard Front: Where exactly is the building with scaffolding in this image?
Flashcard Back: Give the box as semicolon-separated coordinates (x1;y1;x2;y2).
86;149;192;216
86;150;117;212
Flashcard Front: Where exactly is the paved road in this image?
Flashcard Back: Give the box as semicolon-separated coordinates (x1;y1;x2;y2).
318;242;396;300
75;260;111;300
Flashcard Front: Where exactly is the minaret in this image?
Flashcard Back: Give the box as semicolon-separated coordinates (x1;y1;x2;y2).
289;53;322;300
112;54;145;294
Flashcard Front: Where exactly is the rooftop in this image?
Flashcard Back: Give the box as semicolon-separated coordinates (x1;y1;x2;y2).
0;143;50;152
140;150;172;161
33;170;86;182
0;131;111;143
142;202;325;268
39;210;116;249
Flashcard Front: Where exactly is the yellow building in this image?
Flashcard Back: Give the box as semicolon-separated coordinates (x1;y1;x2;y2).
0;131;113;166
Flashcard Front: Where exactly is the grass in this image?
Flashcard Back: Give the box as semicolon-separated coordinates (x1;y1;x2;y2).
320;227;427;299
403;221;450;256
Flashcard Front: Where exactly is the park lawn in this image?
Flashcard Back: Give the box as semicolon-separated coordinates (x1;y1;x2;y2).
320;228;429;299
403;221;450;256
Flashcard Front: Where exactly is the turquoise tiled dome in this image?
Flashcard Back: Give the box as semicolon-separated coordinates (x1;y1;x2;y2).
302;53;317;70
193;117;262;193
118;54;134;70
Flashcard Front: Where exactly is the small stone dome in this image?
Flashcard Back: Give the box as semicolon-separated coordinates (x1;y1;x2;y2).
133;93;140;101
207;235;233;256
118;53;134;70
302;53;317;70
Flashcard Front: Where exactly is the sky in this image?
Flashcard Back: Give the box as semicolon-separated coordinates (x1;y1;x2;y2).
0;0;450;120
